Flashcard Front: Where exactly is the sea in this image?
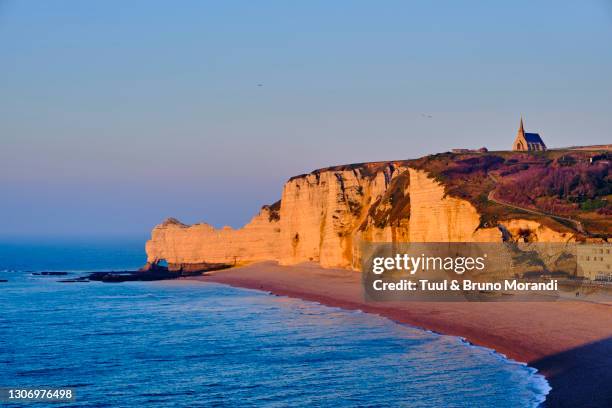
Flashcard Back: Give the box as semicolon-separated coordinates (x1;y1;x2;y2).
0;239;550;407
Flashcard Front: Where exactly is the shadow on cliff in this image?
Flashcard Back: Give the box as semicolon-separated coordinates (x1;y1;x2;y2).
531;336;612;408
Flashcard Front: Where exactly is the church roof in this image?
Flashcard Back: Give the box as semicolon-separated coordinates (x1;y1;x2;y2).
523;132;545;145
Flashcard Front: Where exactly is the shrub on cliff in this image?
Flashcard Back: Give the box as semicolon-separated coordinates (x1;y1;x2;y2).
496;161;611;214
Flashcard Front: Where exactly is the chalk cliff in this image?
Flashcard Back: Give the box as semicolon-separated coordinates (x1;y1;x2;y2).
145;205;280;271
146;152;594;271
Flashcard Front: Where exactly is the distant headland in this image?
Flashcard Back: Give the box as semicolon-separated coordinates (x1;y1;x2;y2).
144;144;611;274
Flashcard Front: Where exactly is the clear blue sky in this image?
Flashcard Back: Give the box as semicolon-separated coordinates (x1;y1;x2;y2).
1;0;611;238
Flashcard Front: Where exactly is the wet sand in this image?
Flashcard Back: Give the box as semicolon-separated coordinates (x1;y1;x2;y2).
191;261;612;408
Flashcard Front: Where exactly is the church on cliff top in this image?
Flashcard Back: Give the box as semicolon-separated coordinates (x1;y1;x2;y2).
512;117;546;151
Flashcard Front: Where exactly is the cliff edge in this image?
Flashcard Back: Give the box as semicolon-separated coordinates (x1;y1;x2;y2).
146;150;611;271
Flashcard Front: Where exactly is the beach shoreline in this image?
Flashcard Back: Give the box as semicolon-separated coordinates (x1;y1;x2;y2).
190;261;612;408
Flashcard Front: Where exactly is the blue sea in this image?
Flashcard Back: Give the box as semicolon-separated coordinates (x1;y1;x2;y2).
0;239;550;407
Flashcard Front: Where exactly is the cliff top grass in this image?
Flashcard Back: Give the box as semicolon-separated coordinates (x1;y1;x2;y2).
409;149;611;238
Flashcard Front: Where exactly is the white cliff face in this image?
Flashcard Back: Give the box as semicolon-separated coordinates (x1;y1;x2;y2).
408;169;502;242
277;165;404;269
145;207;281;267
145;165;577;271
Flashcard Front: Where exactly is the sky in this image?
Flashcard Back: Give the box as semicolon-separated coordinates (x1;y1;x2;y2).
1;0;611;239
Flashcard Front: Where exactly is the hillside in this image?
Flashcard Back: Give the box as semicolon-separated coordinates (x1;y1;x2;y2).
145;148;611;272
410;150;611;237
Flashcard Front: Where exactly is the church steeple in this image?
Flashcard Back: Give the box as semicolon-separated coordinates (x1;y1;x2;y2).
512;116;546;151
